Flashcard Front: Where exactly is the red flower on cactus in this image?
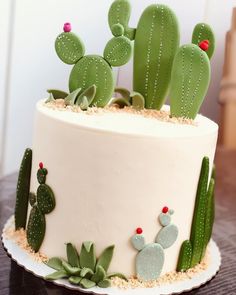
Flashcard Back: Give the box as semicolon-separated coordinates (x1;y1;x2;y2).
63;22;71;33
136;227;143;234
199;40;209;51
39;162;44;169
162;206;169;213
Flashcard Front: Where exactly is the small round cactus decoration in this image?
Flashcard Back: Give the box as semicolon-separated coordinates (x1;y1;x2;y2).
63;22;71;33
199;40;209;51
26;163;56;252
131;207;178;281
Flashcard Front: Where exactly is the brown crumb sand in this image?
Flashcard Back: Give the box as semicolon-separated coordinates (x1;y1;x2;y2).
3;216;47;263
45;99;196;126
3;216;209;289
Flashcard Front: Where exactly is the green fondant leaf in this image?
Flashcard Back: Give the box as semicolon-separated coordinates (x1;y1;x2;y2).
45;270;68;280
107;272;128;281
79;278;96;289
108;97;130;108
64;88;81;106
96;245;114;272
97;279;111;288
62;261;81;275
69;276;82;285
15;148;32;230
114;87;130;100
79;96;89;111
45;93;55;103
130;91;145;110
91;265;106;284
47;89;68;99
76;85;96;106
80;242;96;271
66;243;80;267
80;267;94;279
46;257;64;271
37;184;56;214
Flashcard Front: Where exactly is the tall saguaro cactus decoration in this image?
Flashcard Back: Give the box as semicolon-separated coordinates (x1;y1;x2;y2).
15;148;32;230
26;162;56;252
177;157;215;271
55;17;132;107
170;44;210;119
133;4;180;110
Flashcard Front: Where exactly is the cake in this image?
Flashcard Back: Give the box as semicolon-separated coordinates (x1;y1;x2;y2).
7;0;218;291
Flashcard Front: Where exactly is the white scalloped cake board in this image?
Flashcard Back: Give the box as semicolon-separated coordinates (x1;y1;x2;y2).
2;216;221;295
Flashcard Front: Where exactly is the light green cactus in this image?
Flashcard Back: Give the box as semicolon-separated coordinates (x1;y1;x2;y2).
192;23;215;59
55;14;132;107
26;163;56;252
45;242;126;289
131;208;178;281
177;157;216;272
15;148;32;230
170;44;210;119
133;4;180;110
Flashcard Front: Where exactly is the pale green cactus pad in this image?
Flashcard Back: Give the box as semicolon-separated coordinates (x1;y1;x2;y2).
159;212;171;227
192;23;215;59
15;148;32;230
170;44;210;119
136;244;164;281
80;242;96;270
133;4;180;110
104;36;132;67
155;224;178;249
69;55;114;107
55;32;85;65
131;234;145;251
108;0;136;40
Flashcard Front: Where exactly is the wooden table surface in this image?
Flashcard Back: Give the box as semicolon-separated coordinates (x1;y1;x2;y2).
0;147;236;295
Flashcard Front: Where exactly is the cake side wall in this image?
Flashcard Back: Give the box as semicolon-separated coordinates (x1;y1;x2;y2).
29;107;218;276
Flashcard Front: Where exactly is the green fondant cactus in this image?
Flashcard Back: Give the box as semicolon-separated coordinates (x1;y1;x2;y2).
47;89;68;99
55;14;132;108
15;148;32;230
177;157;216;271
108;0;136;40
192;23;215;59
170;44;210;119
133;4;180;110
26;162;56;252
45;242;125;289
131;207;178;281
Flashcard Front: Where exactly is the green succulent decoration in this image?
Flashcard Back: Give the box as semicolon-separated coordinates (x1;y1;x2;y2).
45;242;127;289
177;157;215;271
26;162;56;252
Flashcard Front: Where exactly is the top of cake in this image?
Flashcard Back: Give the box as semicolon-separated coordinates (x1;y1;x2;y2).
45;0;216;122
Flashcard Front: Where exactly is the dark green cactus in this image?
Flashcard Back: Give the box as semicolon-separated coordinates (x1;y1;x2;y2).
192;23;215;59
15;148;32;230
26;163;56;252
45;242;125;289
177;240;192;272
170;44;210;119
133;4;180;110
190;157;209;267
108;0;136;40
26;205;46;252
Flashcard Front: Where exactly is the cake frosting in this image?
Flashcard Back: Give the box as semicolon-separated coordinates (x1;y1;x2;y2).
28;100;218;276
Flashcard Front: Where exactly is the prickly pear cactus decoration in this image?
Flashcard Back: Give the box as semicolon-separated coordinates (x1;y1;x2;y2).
170;44;210;119
133;4;180;110
131;207;178;281
15;148;32;230
192;23;215;59
55;15;132;107
177;157;216;271
45;242;126;289
108;0;136;40
26;162;56;252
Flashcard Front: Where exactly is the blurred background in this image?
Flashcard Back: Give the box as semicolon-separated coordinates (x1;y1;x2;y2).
0;0;235;177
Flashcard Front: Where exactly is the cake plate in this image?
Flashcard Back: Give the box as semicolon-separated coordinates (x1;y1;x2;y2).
2;216;221;295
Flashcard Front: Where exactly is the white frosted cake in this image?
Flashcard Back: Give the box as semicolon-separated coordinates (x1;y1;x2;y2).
6;0;219;291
